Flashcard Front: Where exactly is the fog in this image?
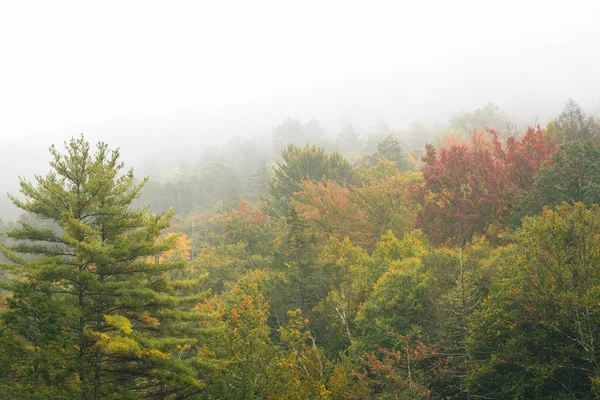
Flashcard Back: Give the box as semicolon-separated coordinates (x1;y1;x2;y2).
1;0;599;219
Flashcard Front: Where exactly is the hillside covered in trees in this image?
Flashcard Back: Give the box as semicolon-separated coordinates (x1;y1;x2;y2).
2;99;600;399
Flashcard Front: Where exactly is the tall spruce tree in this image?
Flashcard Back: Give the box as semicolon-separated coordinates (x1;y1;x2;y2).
0;136;213;399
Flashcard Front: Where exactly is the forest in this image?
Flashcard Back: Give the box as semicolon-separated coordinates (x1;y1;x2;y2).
2;98;600;399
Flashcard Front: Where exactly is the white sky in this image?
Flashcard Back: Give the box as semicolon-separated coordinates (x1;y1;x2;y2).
1;0;600;216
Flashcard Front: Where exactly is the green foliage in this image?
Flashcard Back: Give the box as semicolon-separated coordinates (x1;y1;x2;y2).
514;140;600;223
358;135;410;172
313;237;370;353
0;136;215;398
263;144;353;218
270;205;329;325
357;257;435;350
353;170;422;242
468;203;600;398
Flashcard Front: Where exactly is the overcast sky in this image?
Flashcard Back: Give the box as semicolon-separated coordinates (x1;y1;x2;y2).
1;0;600;217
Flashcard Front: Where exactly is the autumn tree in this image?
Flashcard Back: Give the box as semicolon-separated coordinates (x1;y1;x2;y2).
200;278;341;399
262;144;353;218
353;167;422;242
199;280;282;399
211;199;273;255
0;136;213;398
417;128;556;247
416;131;512;247
414;129;554;396
156;232;192;263
293;180;373;249
356;329;443;400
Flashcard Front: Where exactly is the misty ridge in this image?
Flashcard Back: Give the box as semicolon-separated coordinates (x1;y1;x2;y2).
2;99;597;222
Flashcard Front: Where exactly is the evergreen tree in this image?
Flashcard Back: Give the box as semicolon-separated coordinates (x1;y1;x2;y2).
548;98;600;144
0;136;213;399
358;134;410;172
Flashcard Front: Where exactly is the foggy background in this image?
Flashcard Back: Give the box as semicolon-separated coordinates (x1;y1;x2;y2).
1;0;599;219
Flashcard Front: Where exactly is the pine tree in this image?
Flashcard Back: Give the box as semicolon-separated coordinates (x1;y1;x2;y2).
0;136;214;399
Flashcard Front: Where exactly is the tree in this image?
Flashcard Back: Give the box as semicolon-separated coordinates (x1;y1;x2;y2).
140;161;242;215
417;129;556;247
271;118;328;155
356;254;434;350
355;328;443;400
376;135;409;171
199;281;282;399
293;180;373;249
513;140;600;223
248;161;272;201
468;203;600;398
548;98;600;144
414;129;555;396
270;205;327;325
313;237;370;353
449;103;516;140
505;125;558;193
262;144;353;219
416;131;512;247
353;168;422;242
211;199;273;255
0;136;213;398
200;279;336;399
358;135;410;172
156;232;192;263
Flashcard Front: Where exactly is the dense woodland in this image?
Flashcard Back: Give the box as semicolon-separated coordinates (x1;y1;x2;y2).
2;99;600;399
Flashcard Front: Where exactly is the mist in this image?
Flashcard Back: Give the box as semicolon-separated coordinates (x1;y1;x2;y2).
1;0;600;219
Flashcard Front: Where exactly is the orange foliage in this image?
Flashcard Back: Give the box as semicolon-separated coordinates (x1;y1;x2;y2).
293;180;373;248
158;233;192;263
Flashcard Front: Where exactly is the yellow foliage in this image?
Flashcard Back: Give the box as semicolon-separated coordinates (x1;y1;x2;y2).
96;336;142;358
159;232;192;263
104;314;133;334
146;349;170;360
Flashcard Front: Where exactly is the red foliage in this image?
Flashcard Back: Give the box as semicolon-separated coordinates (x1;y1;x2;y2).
416;128;556;246
213;200;271;252
355;329;448;399
505;125;558;192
